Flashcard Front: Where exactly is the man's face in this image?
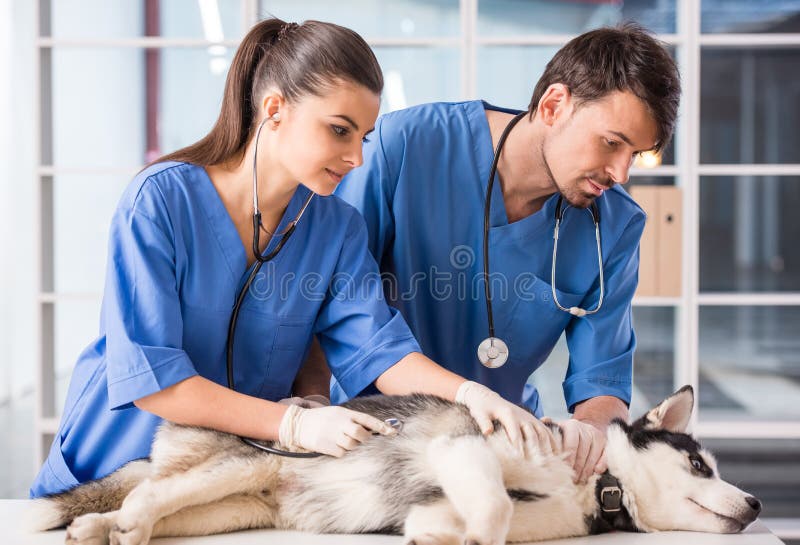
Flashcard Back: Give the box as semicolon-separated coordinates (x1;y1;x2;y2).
541;90;659;208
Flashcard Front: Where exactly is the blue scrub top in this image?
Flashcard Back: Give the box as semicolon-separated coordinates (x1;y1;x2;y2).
31;161;420;497
332;100;644;415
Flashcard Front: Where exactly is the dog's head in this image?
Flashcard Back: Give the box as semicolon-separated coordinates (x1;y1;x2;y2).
605;386;761;534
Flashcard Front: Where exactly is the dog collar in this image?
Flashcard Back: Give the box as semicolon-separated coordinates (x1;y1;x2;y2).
588;471;638;534
597;471;623;514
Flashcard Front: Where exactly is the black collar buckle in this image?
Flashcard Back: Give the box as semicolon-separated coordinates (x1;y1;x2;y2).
591;471;638;534
600;485;622;513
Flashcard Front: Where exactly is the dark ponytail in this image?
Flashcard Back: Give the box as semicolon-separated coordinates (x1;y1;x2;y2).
157;18;383;167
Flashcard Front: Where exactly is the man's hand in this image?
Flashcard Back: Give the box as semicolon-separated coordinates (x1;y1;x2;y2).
456;381;558;456
560;395;628;483
557;419;607;483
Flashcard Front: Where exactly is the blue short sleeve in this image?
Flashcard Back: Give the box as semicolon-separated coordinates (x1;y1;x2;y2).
562;212;645;412
315;210;420;399
104;183;198;410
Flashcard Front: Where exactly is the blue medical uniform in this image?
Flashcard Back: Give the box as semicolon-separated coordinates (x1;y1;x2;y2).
31;161;419;497
332;101;644;416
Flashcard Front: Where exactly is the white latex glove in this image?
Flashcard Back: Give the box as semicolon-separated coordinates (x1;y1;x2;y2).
278;395;330;409
278;404;397;457
456;381;558;456
550;418;607;483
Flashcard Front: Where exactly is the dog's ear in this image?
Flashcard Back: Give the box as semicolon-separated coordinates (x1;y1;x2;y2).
632;385;694;433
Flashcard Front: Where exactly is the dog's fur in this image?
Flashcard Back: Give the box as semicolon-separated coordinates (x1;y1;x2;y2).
28;386;761;545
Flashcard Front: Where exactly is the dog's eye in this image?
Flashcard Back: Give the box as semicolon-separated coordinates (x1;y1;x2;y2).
690;457;704;471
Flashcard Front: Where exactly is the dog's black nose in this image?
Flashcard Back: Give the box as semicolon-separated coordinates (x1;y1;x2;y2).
745;496;762;513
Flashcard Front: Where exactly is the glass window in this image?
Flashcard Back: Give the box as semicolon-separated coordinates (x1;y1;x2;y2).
628;176;676;187
160;0;244;39
477;46;559;111
642;139;675;168
53;174;130;294
477;0;676;36
51;48;145;168
50;47;231;167
159;47;235;156
700;48;800;164
478;45;677;165
48;0;244;39
0;401;36;499
259;0;461;38
630;307;677;416
700;176;800;292
699;306;800;421
54;299;103;418
373;47;461;112
531;334;570;419
530;307;676;419
49;0;143;39
701;0;800;34
703;438;800;519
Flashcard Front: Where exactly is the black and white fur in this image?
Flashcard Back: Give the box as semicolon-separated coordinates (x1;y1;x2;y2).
27;386;761;545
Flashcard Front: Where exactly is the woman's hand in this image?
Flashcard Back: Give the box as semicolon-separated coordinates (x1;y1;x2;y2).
456;381;558;456
278;395;330;409
278;405;397;457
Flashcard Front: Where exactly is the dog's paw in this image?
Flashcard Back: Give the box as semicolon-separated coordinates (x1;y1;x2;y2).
404;532;462;545
65;513;113;545
108;521;152;545
405;534;461;545
462;526;509;545
463;536;503;545
463;497;512;545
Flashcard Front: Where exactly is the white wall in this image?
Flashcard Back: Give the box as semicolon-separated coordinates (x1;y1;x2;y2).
0;0;36;403
0;0;11;402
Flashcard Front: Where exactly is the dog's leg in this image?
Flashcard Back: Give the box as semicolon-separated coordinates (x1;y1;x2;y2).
148;493;276;537
426;435;513;545
108;454;279;545
403;500;464;545
65;510;119;545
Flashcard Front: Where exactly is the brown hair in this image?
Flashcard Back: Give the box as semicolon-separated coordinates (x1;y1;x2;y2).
157;18;383;166
528;22;680;152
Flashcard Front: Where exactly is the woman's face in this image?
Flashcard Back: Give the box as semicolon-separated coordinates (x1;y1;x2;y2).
273;80;381;196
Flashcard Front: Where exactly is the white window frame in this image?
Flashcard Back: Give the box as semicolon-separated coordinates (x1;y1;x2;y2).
33;0;800;466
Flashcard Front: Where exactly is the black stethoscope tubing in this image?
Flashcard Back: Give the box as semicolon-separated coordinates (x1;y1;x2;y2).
224;116;322;458
483;112;527;340
225;209;322;458
480;110;603;368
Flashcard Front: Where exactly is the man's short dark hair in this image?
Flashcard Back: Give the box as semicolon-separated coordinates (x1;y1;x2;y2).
528;22;681;152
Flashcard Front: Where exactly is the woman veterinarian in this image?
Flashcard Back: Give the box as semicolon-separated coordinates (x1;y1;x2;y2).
31;18;553;498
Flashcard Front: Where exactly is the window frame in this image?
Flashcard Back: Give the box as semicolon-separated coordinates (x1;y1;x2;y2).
32;0;800;469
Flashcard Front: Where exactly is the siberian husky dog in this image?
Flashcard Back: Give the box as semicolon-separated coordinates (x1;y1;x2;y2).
28;386;761;545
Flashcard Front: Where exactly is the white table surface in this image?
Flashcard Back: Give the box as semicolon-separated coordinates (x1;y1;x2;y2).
1;500;784;545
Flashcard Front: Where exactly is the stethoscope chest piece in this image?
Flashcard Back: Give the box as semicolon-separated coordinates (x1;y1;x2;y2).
477;337;509;368
476;111;606;370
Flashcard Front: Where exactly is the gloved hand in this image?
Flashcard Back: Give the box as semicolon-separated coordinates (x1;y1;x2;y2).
278;404;397;457
278;395;330;409
456;381;559;457
544;418;607;483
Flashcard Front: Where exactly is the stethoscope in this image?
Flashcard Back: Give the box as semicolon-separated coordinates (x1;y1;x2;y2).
224;115;403;457
477;111;605;369
225;115;320;458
